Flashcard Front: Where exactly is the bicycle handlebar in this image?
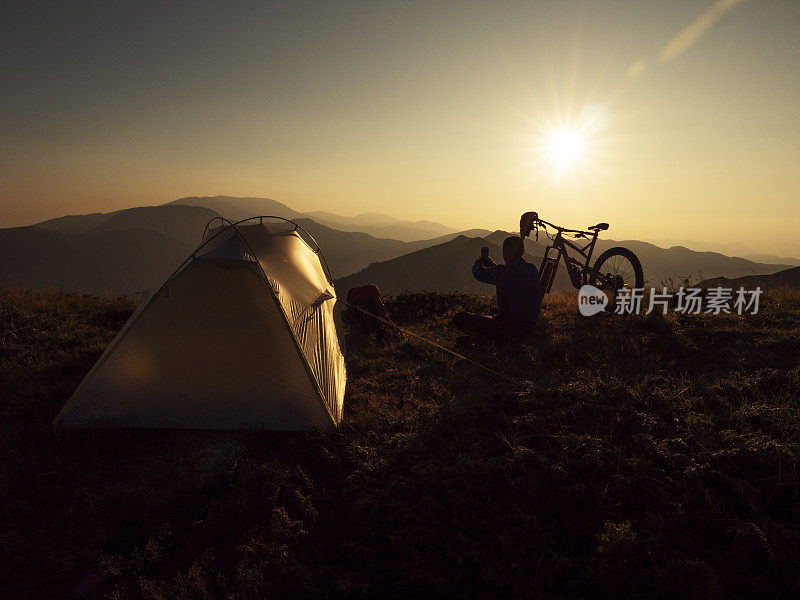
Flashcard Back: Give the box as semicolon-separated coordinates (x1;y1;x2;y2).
541;220;590;235
520;211;595;238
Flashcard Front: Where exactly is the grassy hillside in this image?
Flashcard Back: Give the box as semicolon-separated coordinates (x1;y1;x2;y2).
1;288;800;598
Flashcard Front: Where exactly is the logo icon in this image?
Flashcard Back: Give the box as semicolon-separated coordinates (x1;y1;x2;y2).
578;284;608;316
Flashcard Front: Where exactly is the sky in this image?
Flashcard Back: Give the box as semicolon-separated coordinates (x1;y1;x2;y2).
1;1;799;252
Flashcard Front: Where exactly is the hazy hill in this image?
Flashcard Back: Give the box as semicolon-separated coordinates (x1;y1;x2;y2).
593;239;792;285
33;202;416;283
18;201;433;293
345;221;459;242
0;226;191;295
334;229;791;295
162;200;481;277
168;195;303;223
701;266;800;290
17;199;794;295
9;205;222;294
408;228;493;249
169;196;458;242
93;205;219;248
482;231;789;288
493;230;789;285
303;210;458;241
485;230;547;255
743;253;800;267
36;205;220;248
647;237;758;257
36;211;115;233
293;218;413;278
334;235;545;295
305;210;405;226
335;236;500;295
649;237;800;262
10;202;439;293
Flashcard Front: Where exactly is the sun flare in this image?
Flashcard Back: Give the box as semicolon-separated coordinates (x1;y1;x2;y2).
545;128;586;171
532;104;608;183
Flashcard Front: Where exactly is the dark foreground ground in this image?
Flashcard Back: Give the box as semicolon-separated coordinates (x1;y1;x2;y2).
1;288;799;599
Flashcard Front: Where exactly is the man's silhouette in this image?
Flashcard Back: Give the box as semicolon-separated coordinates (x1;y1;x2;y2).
453;236;541;343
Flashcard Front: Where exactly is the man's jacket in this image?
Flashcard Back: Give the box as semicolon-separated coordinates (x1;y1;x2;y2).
472;257;542;341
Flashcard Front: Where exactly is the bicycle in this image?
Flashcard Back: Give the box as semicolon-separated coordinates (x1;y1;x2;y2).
519;211;644;301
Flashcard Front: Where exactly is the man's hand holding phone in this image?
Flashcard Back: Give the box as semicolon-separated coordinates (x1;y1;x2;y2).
475;246;495;267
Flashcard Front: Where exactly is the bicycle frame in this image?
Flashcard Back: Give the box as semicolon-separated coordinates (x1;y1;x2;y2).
536;220;601;293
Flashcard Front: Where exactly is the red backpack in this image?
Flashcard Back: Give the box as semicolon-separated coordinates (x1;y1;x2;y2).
345;284;395;346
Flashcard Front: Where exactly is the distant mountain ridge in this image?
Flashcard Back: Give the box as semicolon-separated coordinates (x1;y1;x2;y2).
3;196;794;296
167;196;303;223
701;266;800;290
593;240;792;285
293;218;413;278
335;236;513;296
335;230;793;296
36;212;113;234
171;196;457;242
3;205;221;294
0;226;191;295
483;231;791;287
742;254;800;267
334;234;583;296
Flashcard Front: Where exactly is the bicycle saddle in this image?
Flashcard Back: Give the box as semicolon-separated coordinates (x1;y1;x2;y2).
589;222;609;231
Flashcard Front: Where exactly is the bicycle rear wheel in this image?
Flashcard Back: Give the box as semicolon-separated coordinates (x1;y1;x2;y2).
589;247;644;301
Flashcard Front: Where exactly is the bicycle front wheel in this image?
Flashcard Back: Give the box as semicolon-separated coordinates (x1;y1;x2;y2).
589;247;644;297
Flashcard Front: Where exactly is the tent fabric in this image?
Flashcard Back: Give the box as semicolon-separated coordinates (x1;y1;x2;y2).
54;218;346;430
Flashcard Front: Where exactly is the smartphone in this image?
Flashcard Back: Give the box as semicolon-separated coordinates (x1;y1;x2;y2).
480;246;489;261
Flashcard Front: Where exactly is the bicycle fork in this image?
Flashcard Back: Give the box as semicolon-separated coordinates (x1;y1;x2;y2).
539;247;560;295
539;246;585;294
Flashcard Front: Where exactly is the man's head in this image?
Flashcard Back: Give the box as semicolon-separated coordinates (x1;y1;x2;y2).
502;236;525;263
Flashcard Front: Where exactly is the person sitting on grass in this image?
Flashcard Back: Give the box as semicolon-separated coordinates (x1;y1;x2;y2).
452;236;541;343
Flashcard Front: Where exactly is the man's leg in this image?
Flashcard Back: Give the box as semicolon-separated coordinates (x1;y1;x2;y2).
452;312;505;342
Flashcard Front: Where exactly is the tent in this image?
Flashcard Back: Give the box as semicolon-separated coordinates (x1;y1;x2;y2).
54;216;346;430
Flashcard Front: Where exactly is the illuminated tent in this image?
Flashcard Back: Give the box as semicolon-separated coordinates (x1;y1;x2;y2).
54;217;346;430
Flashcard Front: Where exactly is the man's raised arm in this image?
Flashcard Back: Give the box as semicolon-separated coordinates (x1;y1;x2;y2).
472;258;503;285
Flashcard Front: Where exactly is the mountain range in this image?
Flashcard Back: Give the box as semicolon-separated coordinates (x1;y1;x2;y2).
702;266;800;291
333;232;800;297
168;196;458;242
1;205;218;295
1;195;796;296
336;236;517;295
649;238;800;266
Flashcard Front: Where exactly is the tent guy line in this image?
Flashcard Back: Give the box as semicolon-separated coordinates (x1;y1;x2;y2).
344;301;523;386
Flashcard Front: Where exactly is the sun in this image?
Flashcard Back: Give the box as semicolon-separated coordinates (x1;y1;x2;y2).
530;104;608;183
545;128;586;172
